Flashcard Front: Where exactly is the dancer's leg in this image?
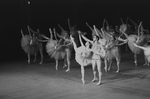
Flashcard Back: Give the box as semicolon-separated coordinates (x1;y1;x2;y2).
55;59;58;70
33;53;37;63
91;60;97;82
134;54;137;66
96;60;102;85
104;59;108;72
27;53;30;64
81;65;85;84
143;56;148;66
108;59;112;71
65;50;71;72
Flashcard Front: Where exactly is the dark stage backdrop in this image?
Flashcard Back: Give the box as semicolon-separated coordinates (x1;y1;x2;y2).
0;0;149;62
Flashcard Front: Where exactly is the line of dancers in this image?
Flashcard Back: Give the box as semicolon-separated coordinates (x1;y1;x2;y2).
21;18;150;85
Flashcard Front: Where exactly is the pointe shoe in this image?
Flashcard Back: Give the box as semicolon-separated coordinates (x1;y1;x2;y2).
104;67;107;72
55;66;58;70
81;79;85;84
96;81;101;86
63;65;67;68
91;78;98;82
28;60;30;64
65;69;70;72
39;61;43;64
116;70;119;73
143;63;148;66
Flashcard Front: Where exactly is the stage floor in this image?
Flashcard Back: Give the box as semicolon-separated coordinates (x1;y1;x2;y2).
0;52;150;99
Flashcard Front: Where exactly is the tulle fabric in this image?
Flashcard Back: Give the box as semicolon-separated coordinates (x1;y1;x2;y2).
74;46;92;66
128;35;141;54
46;39;71;60
21;35;39;55
105;47;120;61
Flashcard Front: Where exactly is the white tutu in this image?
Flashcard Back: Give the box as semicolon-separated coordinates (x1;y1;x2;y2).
128;35;142;54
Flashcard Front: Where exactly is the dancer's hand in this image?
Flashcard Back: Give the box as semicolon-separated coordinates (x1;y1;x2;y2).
70;35;74;40
77;30;81;35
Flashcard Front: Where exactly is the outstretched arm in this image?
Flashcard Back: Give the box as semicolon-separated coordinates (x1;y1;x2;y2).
42;34;49;40
81;34;93;43
133;43;146;50
118;36;127;42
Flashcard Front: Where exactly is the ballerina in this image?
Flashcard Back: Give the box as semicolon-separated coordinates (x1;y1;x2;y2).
120;21;149;66
133;43;150;66
56;26;72;72
100;25;127;73
70;32;93;84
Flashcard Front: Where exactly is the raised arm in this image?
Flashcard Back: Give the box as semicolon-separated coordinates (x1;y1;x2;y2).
56;32;64;39
53;28;58;41
29;27;38;34
81;34;93;43
78;31;84;47
27;25;32;37
70;35;77;50
49;28;53;40
21;29;24;37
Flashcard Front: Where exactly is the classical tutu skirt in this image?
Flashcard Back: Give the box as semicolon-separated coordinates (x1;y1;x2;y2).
21;35;38;55
75;47;92;66
75;54;92;66
128;35;141;54
105;47;120;61
46;39;71;60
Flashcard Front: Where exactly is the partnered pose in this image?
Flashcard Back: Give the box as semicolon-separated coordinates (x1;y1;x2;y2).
70;32;93;84
80;33;105;85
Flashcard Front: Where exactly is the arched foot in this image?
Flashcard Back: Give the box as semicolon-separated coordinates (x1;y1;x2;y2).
108;67;111;72
28;60;30;64
134;61;137;66
55;66;58;70
39;61;43;64
104;67;107;73
143;63;148;66
63;65;67;68
81;79;85;84
116;70;119;73
96;81;101;86
91;78;98;82
65;69;70;72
